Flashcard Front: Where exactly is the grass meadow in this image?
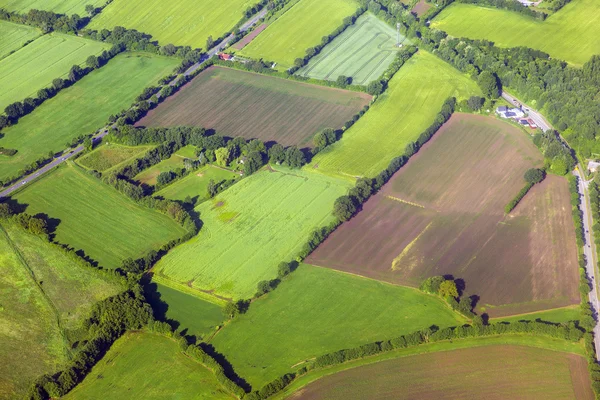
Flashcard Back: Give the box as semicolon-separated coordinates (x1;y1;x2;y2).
87;0;254;49
309;51;480;179
134;145;198;186
13;164;187;269
0;53;178;182
0;20;39;60
432;0;600;65
63;332;235;400
211;264;465;389
0;33;108;111
0;221;122;399
136;66;371;148
0;0;105;14
156;165;239;203
491;306;581;325
154;166;350;299
77;143;152;173
296;13;408;84
238;0;359;69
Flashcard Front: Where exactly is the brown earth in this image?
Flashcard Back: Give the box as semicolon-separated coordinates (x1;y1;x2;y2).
136;66;371;148
233;24;267;50
412;0;433;16
307;114;579;317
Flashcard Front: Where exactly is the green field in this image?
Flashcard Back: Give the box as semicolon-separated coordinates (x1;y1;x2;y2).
309;51;481;178
64;332;235;400
0;33;109;111
156;165;239;203
0;0;105;15
238;0;359;69
296;13;407;84
77;143;152;173
0;20;40;60
491;306;582;325
13;164;187;269
0;53;178;182
154;166;350;299
432;0;600;66
211;264;464;388
87;0;255;49
134;145;199;186
0;221;122;399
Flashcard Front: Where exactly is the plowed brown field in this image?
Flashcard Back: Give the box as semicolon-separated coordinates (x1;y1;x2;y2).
307;114;579;317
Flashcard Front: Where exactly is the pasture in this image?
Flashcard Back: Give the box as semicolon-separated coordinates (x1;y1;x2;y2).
0;0;105;14
0;53;178;182
296;13;407;84
63;332;235;400
137;66;371;148
155;165;238;203
308;114;579;317
0;20;39;60
134;145;198;186
0;221;121;399
432;0;600;66
309;51;480;179
153;166;350;299
210;264;464;389
77;143;152;173
13;164;187;269
285;345;592;400
87;0;254;49
238;0;359;69
0;33;108;111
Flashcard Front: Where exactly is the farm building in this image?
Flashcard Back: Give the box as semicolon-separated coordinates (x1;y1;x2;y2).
218;52;234;61
496;106;525;119
588;161;600;173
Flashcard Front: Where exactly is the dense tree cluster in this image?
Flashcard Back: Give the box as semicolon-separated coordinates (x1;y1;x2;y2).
0;8;86;33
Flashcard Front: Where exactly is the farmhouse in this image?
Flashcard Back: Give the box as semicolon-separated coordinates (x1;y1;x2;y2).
496;106;525;119
588;161;600;173
218;52;234;61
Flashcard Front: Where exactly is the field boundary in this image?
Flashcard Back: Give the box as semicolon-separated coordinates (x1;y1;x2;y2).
151;274;229;307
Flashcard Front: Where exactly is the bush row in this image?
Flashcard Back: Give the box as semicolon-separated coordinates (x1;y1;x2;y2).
504;181;534;214
0;8;87;34
185;345;246;398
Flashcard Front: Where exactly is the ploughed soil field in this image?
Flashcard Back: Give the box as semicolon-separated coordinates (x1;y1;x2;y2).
289;345;593;400
307;114;579;317
136;66;371;148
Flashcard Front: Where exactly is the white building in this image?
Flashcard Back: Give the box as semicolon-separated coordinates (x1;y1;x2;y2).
496;106;525;119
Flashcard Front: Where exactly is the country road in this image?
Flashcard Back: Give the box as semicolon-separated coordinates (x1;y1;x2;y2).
502;91;552;132
0;9;267;198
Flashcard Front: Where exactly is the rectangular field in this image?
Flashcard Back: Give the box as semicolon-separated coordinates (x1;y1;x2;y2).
211;264;464;388
0;53;178;182
287;345;593;400
13;164;187;269
432;0;600;65
309;51;481;179
308;114;579;317
238;0;359;69
87;0;254;49
63;332;235;400
137;66;371;148
77;143;152;173
0;0;105;14
155;165;239;203
296;13;408;84
0;33;109;111
0;20;39;60
134;145;198;186
153;166;351;299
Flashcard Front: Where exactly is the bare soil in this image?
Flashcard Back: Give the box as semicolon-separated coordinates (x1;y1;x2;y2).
233;24;267;50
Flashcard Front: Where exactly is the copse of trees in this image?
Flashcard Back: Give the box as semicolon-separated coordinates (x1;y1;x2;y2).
420;275;474;317
524;168;545;184
0;8;87;33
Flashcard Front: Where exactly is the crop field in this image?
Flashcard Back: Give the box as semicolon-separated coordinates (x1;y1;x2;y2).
134;145;198;186
233;24;267;50
287;345;593;400
13;164;187;269
156;165;239;203
432;0;600;65
0;53;178;182
77;143;152;173
308;114;579;317
0;0;105;14
137;66;371;148
64;332;235;400
87;0;254;49
211;264;464;388
0;221;121;399
0;33;109;111
238;0;359;69
153;166;350;299
296;13;407;84
309;51;480;179
0;20;39;60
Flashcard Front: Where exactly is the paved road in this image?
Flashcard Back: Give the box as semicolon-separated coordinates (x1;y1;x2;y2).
502;91;552;132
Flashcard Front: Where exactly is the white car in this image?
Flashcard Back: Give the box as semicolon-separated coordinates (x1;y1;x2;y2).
21;181;26;185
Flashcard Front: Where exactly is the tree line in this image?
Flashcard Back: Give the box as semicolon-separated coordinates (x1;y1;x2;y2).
504;168;545;214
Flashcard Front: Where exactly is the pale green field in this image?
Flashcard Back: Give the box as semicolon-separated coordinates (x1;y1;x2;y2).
88;0;255;48
0;0;105;15
155;165;239;203
134;145;198;186
0;20;40;60
13;164;187;269
77;143;152;173
0;33;109;111
239;0;359;69
154;166;350;299
432;0;600;65
309;51;481;179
